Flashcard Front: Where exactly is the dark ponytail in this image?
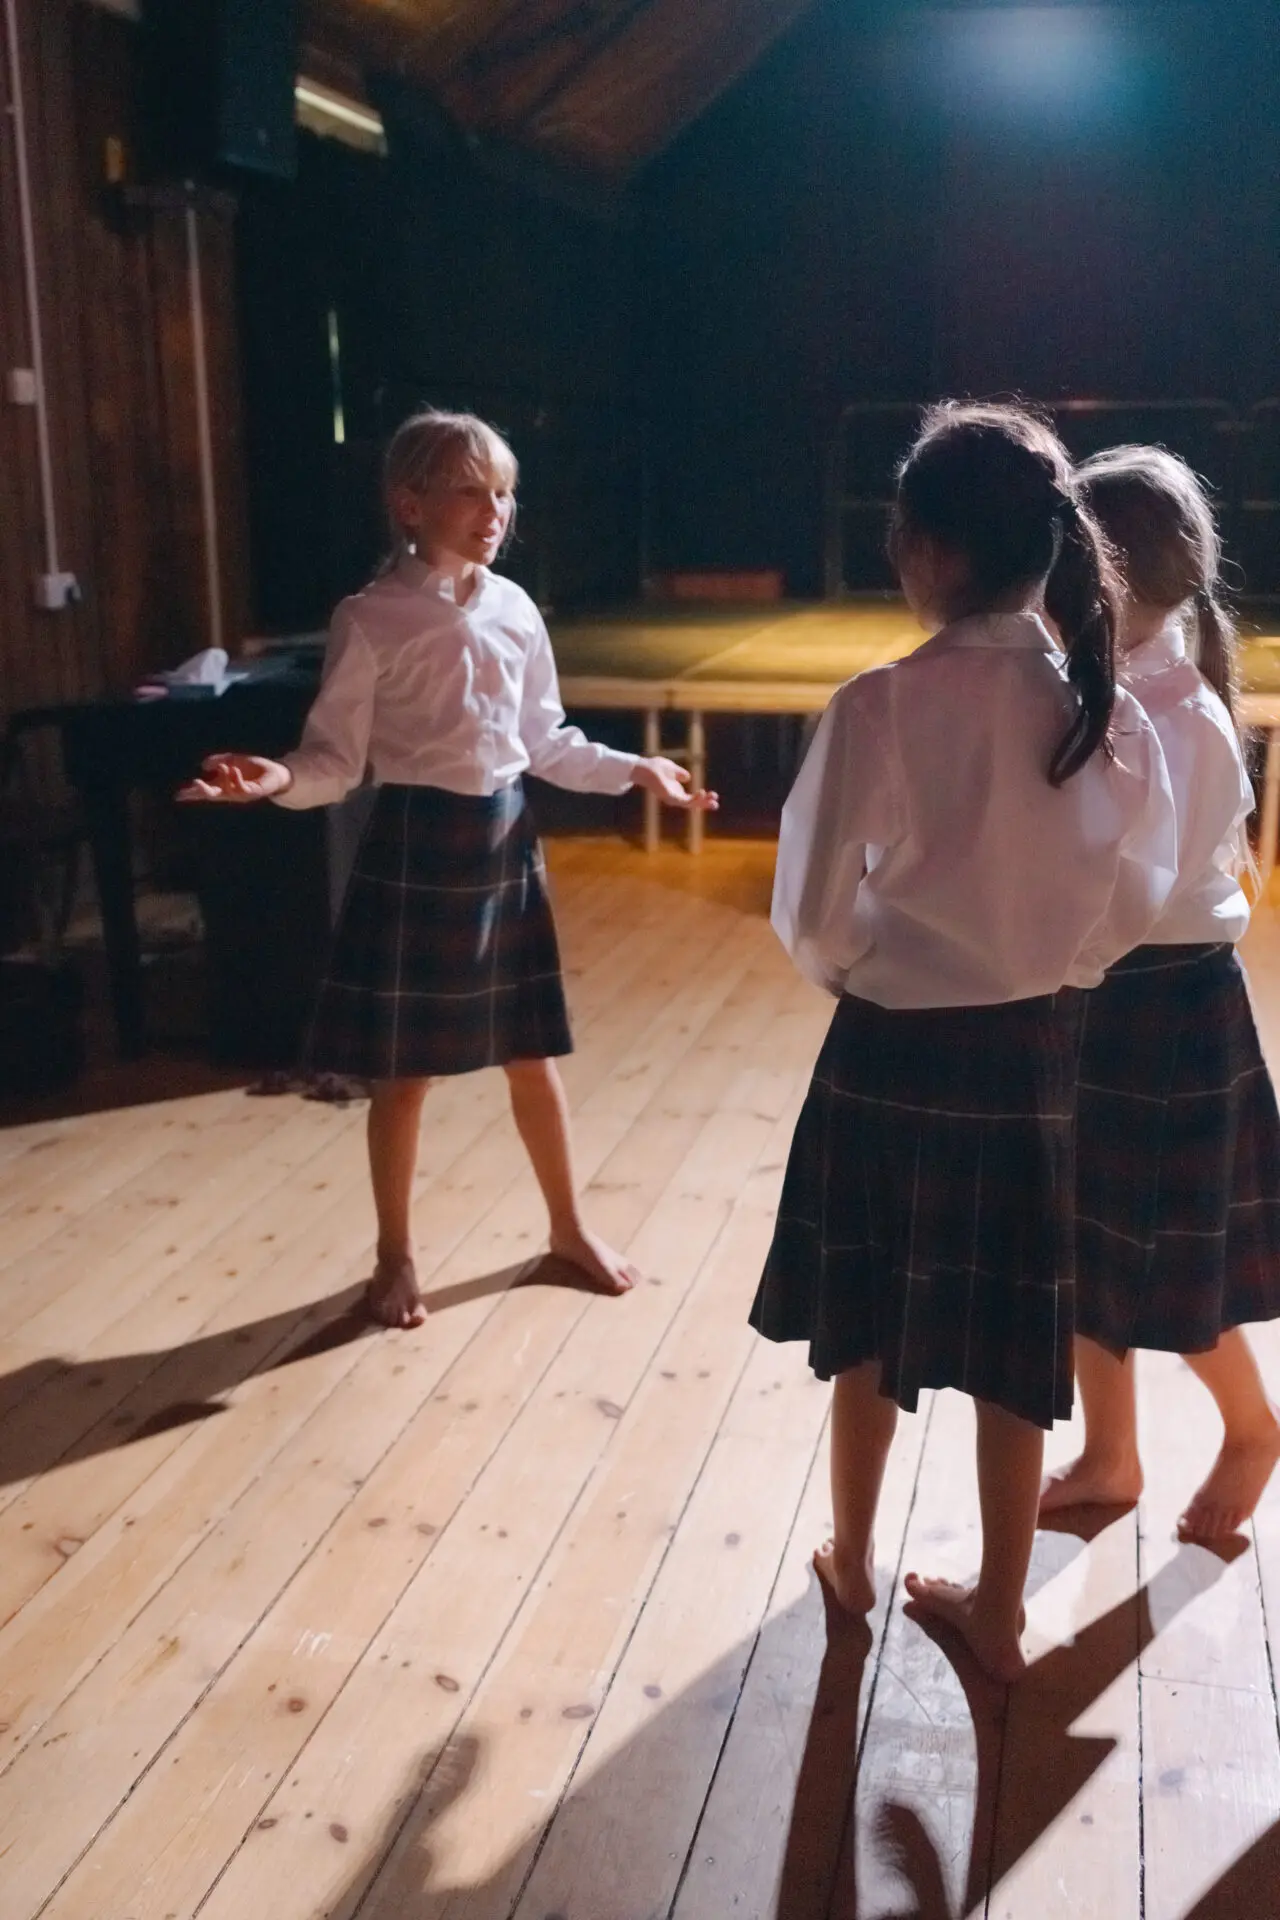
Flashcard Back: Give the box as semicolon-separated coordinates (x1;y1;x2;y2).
893;401;1118;788
1043;499;1119;786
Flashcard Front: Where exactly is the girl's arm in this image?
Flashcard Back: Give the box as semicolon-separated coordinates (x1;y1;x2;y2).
176;611;376;809
519;615;642;794
772;676;898;994
520;617;716;809
271;611;377;809
1075;705;1179;977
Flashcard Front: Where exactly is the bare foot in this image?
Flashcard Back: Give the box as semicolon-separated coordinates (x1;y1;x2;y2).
903;1573;1027;1683
366;1256;427;1330
813;1537;876;1615
548;1225;640;1296
1178;1416;1280;1541
1039;1452;1143;1517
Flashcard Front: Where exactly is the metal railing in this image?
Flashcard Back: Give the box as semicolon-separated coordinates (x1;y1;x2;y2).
825;397;1280;601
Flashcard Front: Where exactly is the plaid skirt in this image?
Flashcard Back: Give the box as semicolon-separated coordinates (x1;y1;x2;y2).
750;990;1086;1430
1076;942;1280;1354
302;782;572;1081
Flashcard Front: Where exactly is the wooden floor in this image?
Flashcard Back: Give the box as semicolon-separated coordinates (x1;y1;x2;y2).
0;838;1278;1920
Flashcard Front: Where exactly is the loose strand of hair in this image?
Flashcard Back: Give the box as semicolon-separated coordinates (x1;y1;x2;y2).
1194;587;1238;723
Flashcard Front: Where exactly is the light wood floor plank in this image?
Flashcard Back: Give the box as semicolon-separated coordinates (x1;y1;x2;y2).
0;884;789;1914
0;874;722;1446
0;1092;251;1273
833;1389;1004;1920
0;910;758;1744
186;1084;804;1920
355;1100;820;1920
0;1098;335;1349
1137;1351;1280;1920
986;1501;1142;1920
670;1389;932;1920
1;843;1276;1920
506;1331;830;1920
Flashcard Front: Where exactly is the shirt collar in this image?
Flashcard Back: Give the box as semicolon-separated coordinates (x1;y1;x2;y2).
394;553;490;604
919;611;1062;658
1120;614;1187;683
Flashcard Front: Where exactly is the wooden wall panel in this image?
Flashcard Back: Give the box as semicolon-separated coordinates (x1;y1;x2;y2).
0;0;250;738
0;0;100;716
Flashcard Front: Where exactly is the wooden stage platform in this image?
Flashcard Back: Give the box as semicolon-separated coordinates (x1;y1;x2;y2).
552;598;1280;864
0;840;1277;1918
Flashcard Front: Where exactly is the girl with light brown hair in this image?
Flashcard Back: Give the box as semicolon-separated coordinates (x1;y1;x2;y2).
1041;444;1280;1539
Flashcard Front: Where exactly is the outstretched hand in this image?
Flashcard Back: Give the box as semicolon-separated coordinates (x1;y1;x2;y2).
632;756;719;813
176;752;294;804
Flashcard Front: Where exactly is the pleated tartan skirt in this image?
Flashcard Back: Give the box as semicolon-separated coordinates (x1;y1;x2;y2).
750;989;1086;1430
1076;942;1280;1355
301;782;572;1081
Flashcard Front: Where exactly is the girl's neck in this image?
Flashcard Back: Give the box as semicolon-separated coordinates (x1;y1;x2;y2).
1118;599;1180;656
933;589;1042;632
414;546;480;603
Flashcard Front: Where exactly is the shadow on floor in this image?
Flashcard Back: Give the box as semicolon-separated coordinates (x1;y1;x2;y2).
309;1520;1252;1919
0;1255;602;1490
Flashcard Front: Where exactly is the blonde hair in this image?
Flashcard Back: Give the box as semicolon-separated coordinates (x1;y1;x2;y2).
383;409;518;558
1075;444;1237;721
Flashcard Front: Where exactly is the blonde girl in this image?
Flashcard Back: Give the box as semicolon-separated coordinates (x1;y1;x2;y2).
181;410;714;1326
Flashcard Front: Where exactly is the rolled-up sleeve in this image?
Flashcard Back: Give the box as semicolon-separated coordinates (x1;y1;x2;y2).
772;675;900;993
520;617;640;795
274;611;376;810
1075;710;1178;977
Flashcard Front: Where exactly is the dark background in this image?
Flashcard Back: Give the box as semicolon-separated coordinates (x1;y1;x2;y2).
237;0;1280;625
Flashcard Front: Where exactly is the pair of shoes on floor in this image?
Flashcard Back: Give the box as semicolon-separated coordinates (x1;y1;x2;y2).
246;1070;370;1106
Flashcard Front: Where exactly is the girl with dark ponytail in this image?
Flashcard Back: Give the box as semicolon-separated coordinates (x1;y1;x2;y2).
750;401;1178;1682
1042;445;1280;1540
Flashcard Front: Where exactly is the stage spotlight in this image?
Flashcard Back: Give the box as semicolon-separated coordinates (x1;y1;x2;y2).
911;8;1145;132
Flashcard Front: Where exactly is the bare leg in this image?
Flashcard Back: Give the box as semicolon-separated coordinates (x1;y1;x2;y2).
906;1398;1043;1683
1039;1337;1144;1514
814;1361;899;1614
366;1077;431;1328
1178;1329;1280;1539
504;1057;638;1294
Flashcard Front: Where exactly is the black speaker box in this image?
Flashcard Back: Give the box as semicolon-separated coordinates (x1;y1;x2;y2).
141;0;299;182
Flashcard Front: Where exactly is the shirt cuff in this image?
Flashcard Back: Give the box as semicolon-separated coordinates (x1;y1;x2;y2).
270;755;343;810
592;750;642;796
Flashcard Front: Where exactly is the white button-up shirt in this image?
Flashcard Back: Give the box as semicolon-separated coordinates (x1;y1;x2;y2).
275;557;640;809
772;612;1178;1008
1119;616;1253;945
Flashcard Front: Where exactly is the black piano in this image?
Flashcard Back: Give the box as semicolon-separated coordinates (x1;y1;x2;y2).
41;659;369;1062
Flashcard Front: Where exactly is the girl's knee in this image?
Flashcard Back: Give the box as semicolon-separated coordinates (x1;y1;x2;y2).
504;1056;553;1084
372;1075;432;1107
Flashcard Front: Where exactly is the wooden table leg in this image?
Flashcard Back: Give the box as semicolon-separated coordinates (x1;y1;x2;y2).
83;779;146;1057
687;710;706;854
1261;729;1280;886
643;708;661;853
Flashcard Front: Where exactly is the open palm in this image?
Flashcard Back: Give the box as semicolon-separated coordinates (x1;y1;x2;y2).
176;752;293;804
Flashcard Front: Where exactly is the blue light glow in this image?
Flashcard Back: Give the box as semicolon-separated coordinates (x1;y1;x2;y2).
902;8;1148;134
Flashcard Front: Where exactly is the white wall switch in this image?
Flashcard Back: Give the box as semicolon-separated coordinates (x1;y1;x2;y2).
35;572;82;611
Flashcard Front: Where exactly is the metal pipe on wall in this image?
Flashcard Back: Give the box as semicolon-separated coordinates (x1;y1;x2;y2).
185;199;224;653
2;0;70;602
